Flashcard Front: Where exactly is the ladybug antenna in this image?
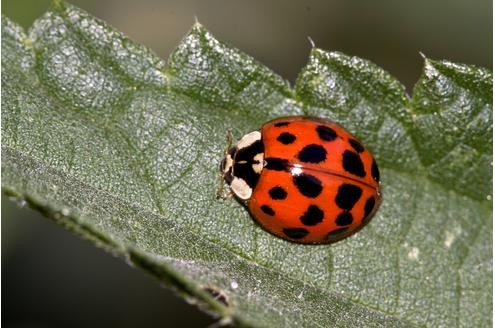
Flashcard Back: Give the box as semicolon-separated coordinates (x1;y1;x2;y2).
225;128;233;154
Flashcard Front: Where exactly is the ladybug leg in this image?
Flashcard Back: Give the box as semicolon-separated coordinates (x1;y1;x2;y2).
216;174;233;200
216;187;233;200
215;176;223;199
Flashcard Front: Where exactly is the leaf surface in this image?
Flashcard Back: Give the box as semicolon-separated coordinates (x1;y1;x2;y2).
2;3;492;327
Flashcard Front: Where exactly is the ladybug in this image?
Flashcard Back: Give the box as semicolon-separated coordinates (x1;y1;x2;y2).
219;116;381;244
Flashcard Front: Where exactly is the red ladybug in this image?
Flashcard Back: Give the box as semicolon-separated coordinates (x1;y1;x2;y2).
219;116;381;244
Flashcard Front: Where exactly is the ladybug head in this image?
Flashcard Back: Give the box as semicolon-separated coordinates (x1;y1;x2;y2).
220;131;264;201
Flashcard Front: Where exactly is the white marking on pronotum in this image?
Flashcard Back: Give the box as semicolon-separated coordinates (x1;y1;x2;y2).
252;153;264;173
236;131;261;149
230;177;252;200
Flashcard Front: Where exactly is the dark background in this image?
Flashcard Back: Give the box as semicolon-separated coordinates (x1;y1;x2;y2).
2;0;492;327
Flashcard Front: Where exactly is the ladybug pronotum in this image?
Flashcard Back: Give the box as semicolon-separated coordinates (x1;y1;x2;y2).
220;116;381;244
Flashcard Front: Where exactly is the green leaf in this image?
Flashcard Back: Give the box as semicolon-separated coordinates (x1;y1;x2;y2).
2;2;492;327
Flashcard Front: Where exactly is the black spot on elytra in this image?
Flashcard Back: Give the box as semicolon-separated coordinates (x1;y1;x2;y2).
336;211;353;226
298;144;327;164
300;205;324;226
293;173;323;198
260;205;275;216
362;196;376;224
269;186;287;200
371;159;380;182
349;138;364;153
283;228;309;239
277;132;296;145
335;183;363;210
274;121;290;127
316;125;337;141
265;157;289;171
342;150;366;177
326;227;349;241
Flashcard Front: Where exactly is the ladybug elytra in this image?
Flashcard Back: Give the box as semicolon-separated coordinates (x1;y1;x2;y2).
220;116;381;244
